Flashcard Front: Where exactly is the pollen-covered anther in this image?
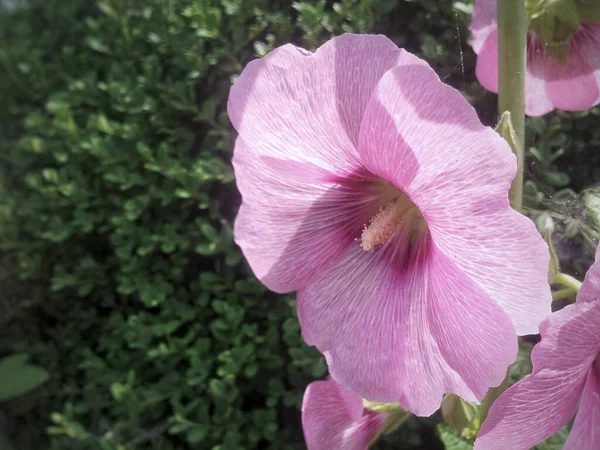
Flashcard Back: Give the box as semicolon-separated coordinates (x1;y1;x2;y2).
360;196;425;252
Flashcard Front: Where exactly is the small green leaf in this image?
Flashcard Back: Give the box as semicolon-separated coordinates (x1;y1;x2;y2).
97;1;118;18
110;382;127;401
437;423;474;450
175;189;191;199
85;37;110;54
544;170;570;187
583;188;600;228
0;354;49;401
186;427;207;444
208;378;228;399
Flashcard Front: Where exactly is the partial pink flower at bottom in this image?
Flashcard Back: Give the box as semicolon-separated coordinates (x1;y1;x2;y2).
302;379;387;450
470;0;600;116
230;33;552;416
475;246;600;450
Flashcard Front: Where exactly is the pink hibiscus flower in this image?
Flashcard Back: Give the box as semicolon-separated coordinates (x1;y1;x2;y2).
302;378;387;450
229;34;552;416
475;246;600;450
470;0;600;116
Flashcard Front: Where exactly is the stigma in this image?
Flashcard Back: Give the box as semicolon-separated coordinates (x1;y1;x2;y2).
360;195;426;252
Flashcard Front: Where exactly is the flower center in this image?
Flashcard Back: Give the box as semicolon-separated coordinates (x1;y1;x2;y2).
360;195;427;252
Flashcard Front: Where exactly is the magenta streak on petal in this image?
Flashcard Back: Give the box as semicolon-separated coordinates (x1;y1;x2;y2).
300;222;517;416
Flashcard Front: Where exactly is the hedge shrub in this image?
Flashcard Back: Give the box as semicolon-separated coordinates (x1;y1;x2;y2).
0;1;464;449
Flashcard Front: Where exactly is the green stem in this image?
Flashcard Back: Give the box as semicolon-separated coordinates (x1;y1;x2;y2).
363;400;404;413
553;272;583;292
480;1;529;424
552;287;576;301
498;0;528;212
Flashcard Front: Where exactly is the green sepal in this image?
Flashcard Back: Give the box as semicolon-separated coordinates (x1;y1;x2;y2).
531;9;557;43
528;0;583;65
536;213;560;284
547;0;580;29
441;394;479;431
495;112;521;154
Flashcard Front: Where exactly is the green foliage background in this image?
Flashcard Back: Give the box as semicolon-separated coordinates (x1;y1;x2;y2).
0;0;598;449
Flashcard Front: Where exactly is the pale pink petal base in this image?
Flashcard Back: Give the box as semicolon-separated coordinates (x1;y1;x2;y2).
302;379;386;450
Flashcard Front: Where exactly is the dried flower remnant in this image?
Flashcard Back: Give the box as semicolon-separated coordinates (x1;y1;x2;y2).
229;34;552;416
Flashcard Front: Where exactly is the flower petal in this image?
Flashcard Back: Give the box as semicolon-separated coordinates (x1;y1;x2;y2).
230;34;410;292
577;242;600;304
469;0;497;54
474;369;585;450
302;379;385;450
563;367;600;450
475;30;499;94
525;37;555;117
543;40;600;112
228;34;404;176
576;24;600;103
430;208;551;336
298;235;517;416
234;138;383;293
475;301;600;450
469;0;500;95
358;60;551;335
